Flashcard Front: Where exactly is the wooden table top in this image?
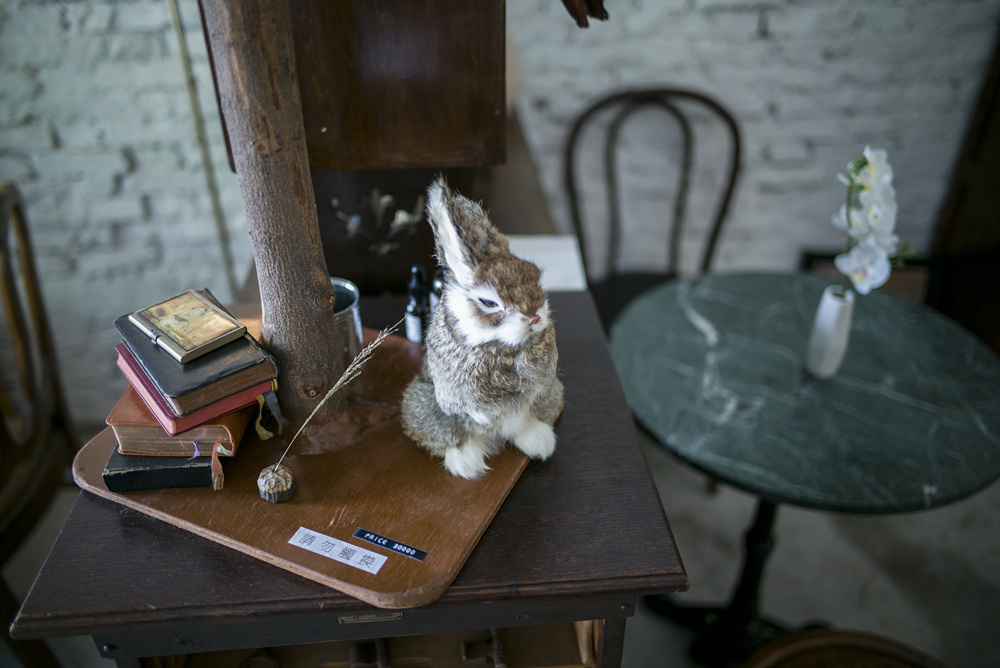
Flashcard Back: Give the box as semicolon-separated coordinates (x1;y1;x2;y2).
12;291;686;659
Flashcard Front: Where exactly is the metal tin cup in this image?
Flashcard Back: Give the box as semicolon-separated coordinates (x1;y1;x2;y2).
330;277;362;368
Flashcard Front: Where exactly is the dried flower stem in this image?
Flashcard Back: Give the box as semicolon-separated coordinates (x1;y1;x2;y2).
274;319;402;467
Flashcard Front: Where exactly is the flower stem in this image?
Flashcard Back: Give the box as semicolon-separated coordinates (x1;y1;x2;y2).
841;174;855;293
843;175;855;247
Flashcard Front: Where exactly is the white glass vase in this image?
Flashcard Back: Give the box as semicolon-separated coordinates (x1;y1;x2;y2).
805;285;855;379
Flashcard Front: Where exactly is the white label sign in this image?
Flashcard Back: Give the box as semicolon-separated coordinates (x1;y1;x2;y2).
289;526;387;574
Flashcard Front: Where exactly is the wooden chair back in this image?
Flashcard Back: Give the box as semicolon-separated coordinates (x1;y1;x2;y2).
1;181;78;665
563;88;742;330
744;629;948;668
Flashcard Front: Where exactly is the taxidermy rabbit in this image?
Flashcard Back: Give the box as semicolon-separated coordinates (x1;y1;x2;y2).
401;178;564;479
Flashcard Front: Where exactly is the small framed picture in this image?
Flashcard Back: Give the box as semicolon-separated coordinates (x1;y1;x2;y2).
129;290;247;363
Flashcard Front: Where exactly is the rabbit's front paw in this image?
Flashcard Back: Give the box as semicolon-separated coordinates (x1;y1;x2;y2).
443;439;491;479
513;418;556;461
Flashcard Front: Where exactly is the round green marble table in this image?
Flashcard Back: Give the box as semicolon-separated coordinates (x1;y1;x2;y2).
610;271;1000;514
610;272;1000;664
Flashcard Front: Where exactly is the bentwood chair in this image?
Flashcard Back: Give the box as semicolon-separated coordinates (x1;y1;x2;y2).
563;88;742;331
1;182;79;666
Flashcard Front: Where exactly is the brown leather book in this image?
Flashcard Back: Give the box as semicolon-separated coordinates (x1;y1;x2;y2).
113;289;277;416
106;385;255;457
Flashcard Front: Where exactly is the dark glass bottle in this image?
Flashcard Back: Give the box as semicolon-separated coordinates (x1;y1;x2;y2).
405;265;430;343
430;267;446;313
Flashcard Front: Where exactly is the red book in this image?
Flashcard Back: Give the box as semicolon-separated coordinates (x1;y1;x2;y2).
116;343;274;436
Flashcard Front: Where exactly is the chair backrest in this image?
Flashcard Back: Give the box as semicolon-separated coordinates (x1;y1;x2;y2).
563;88;742;284
0;182;77;563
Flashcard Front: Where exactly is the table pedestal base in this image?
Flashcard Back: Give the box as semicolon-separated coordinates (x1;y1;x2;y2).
645;499;826;667
644;596;790;667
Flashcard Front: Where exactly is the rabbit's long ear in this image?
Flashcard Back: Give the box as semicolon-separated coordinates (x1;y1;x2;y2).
426;178;476;286
427;177;509;287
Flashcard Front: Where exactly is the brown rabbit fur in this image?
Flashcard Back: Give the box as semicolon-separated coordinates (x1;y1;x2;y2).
400;178;564;479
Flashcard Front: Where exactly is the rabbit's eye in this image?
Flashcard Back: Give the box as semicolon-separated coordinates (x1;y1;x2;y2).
478;298;499;309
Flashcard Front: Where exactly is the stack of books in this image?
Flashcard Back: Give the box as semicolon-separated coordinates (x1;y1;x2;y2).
102;289;278;493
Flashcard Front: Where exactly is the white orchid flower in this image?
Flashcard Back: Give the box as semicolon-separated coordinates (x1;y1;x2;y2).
873;231;900;255
832;204;869;238
858;178;895;212
849;146;894;192
834;236;892;295
861;146;894;185
865;187;897;223
830;147;908;295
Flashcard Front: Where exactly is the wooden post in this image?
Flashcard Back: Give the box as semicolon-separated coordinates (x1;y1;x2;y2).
200;0;345;426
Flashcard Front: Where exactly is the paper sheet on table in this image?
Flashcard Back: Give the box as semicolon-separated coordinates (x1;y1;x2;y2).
508;235;587;292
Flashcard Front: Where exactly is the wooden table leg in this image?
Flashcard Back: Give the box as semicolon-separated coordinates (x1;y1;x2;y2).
596;616;627;667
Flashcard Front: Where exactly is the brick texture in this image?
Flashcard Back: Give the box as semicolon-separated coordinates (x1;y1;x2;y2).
508;0;999;276
0;0;249;426
0;0;996;429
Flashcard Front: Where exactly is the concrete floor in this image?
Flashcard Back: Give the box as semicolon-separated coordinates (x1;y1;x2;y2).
623;431;1000;668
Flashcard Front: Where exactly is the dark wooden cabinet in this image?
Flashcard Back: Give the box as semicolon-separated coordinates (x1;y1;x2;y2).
290;1;506;171
207;1;507;172
203;1;507;295
928;29;1000;353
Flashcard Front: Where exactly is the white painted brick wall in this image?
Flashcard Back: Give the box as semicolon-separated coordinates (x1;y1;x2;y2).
508;0;999;277
1;0;997;430
0;0;250;427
